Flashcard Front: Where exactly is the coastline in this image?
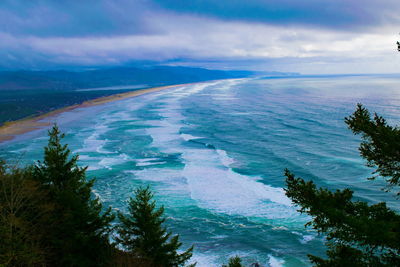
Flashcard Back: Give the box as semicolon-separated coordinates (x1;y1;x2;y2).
0;83;184;143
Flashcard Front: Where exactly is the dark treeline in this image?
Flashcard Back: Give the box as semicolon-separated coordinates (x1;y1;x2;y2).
1;104;400;267
0;125;193;267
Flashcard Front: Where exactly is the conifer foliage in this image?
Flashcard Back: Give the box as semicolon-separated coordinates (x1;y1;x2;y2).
345;104;400;194
222;256;245;267
0;125;196;266
0;162;51;266
116;186;194;267
285;104;400;266
33;125;115;266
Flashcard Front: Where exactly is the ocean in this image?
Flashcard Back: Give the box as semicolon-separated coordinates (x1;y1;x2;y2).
1;75;400;266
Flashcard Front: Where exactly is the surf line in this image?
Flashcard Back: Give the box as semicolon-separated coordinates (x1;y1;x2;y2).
0;82;201;143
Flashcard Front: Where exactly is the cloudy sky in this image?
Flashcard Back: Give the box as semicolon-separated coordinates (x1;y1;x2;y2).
1;0;400;73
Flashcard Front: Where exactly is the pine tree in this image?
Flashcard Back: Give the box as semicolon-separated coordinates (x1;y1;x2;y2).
0;161;52;266
222;256;245;267
33;125;115;266
284;104;400;266
116;186;194;267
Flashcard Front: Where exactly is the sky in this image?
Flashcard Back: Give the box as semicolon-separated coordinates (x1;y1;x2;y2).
0;0;400;74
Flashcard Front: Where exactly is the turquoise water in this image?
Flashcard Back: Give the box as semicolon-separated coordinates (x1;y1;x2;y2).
1;75;400;266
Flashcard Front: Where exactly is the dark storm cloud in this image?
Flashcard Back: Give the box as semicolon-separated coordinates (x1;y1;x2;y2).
152;0;400;30
1;0;398;39
0;0;157;37
0;0;398;72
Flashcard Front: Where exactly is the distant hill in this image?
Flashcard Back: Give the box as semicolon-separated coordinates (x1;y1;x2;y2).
0;66;298;125
0;66;256;91
0;66;260;125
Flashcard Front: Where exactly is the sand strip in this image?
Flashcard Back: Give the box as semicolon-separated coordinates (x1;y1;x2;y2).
0;83;184;143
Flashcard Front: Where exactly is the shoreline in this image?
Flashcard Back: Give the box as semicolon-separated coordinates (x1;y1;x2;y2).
0;83;185;143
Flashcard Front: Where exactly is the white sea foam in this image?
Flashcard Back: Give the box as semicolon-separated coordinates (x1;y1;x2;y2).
300;234;315;244
74;105;143;155
268;255;285;267
98;153;130;170
78;155;92;160
136;161;166;167
137;83;301;221
87;165;102;171
125;168;190;199
209;79;243;101
135;158;167;167
182;159;293;218
188;253;218;267
272;226;289;231
291;231;316;244
134;157;160;165
213;79;243;91
75;124;113;154
216;149;235;167
75;154;105;171
91;189;103;202
71;81;303;222
180;133;202;142
169;83;216;98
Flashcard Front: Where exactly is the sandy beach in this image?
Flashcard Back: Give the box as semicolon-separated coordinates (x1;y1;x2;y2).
0;84;183;143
